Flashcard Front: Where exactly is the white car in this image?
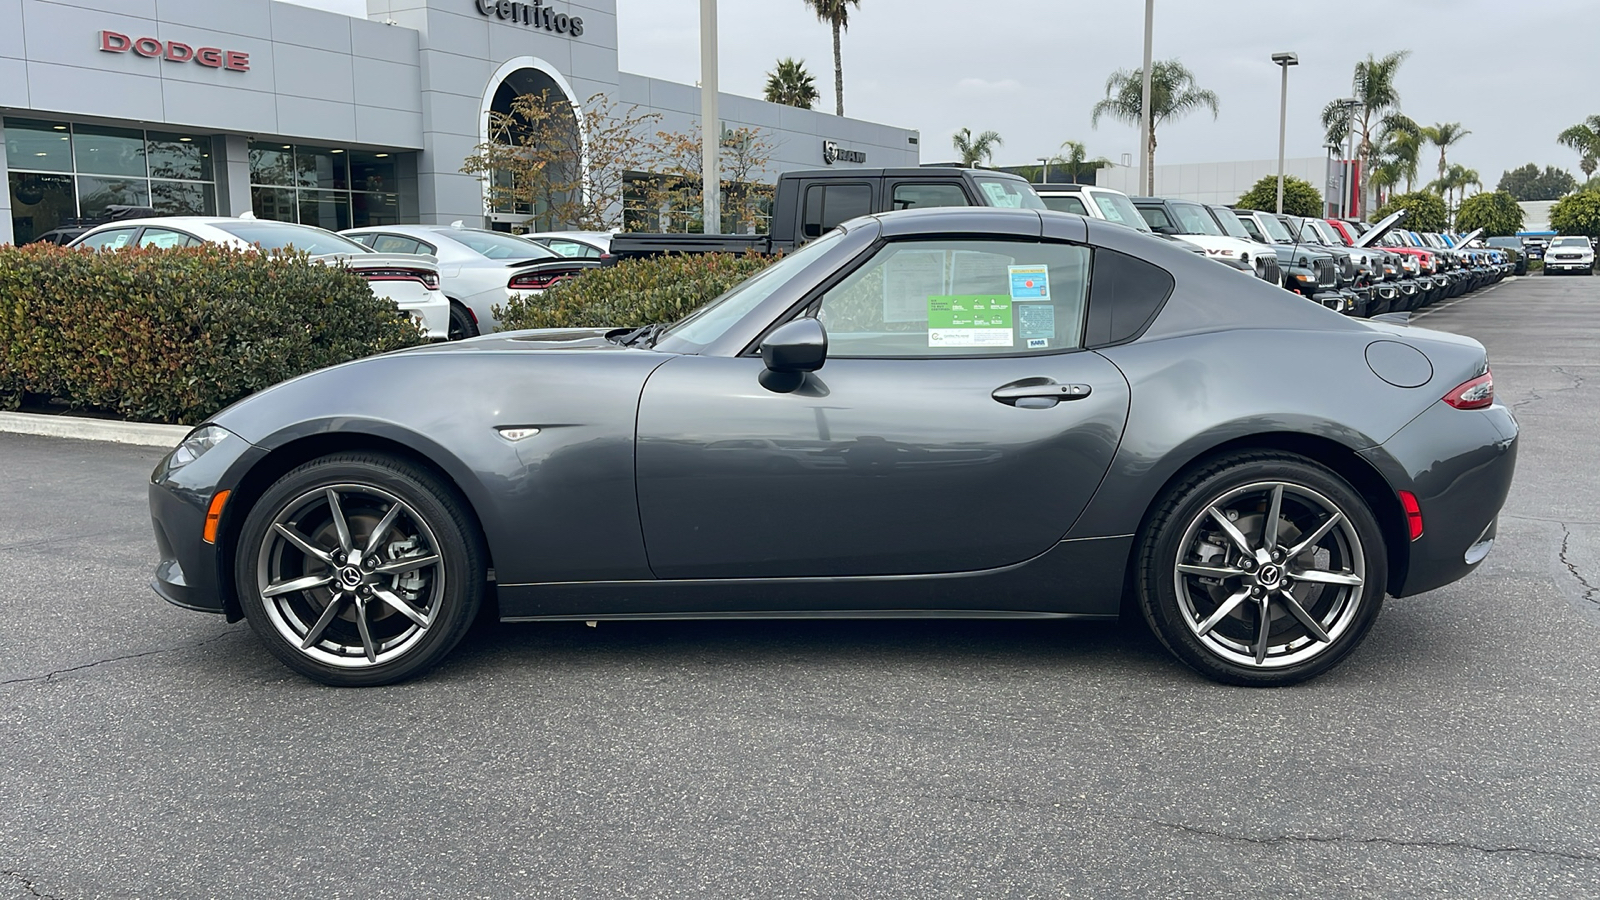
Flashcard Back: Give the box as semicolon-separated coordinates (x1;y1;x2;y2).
522;230;615;259
1034;184;1213;260
1131;197;1276;282
1544;235;1595;275
69;217;450;340
343;224;601;337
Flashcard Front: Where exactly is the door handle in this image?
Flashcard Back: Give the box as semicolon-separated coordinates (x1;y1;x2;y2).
991;381;1093;407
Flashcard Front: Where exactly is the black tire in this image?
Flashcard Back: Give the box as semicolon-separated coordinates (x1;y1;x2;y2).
235;452;485;686
447;301;480;341
1136;452;1388;687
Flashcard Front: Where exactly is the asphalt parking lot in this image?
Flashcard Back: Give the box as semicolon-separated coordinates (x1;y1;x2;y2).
1;274;1597;899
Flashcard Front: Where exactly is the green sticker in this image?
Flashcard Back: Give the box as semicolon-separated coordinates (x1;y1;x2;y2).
927;294;1014;348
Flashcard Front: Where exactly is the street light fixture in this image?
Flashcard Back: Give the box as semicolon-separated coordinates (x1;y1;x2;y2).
1138;0;1154;196
700;0;720;234
1271;52;1298;214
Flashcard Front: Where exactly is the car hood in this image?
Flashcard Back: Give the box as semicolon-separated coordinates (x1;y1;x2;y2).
397;327;638;353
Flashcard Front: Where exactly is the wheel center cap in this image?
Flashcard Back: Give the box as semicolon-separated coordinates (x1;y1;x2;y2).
1258;565;1282;588
337;566;365;589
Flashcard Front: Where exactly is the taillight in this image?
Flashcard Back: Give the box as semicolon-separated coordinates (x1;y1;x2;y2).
362;268;439;290
1399;490;1424;541
1443;370;1494;410
509;271;574;291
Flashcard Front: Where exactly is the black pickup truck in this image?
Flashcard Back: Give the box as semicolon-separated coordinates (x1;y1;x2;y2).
608;168;1045;261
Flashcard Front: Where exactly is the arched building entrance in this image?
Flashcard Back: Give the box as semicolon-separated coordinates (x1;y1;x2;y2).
479;57;589;232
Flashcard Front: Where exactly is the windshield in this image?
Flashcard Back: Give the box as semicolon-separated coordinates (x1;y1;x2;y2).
1091;191;1151;231
1208;206;1252;239
1552;236;1591;247
1256;214;1294;242
1312;220;1349;246
973;177;1046;210
1170;202;1222;236
655;230;846;353
444;229;557;260
211;221;369;255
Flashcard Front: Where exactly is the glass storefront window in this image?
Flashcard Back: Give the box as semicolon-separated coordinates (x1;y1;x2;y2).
7;173;75;244
251;186;297;223
5;119;74;173
73;124;147;178
349;152;396;192
295;146;348;190
77;175;151;218
351;192;400;228
147;132;213;182
151;180;216;216
297;189;350;231
248;143;297;187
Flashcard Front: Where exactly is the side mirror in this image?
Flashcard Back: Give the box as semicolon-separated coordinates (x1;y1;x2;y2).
761;317;827;373
758;317;827;393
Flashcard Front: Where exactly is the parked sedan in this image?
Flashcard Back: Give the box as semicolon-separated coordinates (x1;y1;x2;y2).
343;224;601;339
69;217;450;340
149;207;1517;689
522;231;615;259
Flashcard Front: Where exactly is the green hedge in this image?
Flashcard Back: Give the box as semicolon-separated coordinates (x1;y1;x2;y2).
0;243;423;425
496;252;776;331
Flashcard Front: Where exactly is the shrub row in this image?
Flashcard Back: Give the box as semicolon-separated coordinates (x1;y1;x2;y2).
0;243;423;425
496;251;776;331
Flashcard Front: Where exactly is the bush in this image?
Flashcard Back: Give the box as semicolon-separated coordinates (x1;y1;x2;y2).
1235;175;1324;217
1374;191;1449;233
0;244;423;425
1549;190;1600;239
496;252;776;331
1454;191;1525;237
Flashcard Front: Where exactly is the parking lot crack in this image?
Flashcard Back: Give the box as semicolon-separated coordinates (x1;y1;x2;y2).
1145;820;1600;864
3;870;65;900
0;630;240;687
1559;523;1599;608
1513;366;1586;411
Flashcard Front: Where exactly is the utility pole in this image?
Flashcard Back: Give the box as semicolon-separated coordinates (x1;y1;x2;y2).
1272;53;1298;214
1138;0;1154;196
700;0;720;234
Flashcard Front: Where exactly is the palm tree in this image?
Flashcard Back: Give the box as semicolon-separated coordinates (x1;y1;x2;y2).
1422;121;1472;183
1091;60;1219;195
1430;164;1482;223
1367;117;1423;202
764;58;819;110
802;0;862;117
1320;51;1410;216
952;128;1003;168
1052;140;1113;184
1557;115;1600;180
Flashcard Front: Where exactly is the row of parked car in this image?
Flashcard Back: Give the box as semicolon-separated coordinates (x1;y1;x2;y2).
54;209;609;341
1034;183;1516;318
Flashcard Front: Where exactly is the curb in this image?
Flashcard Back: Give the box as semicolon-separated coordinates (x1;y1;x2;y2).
0;411;189;448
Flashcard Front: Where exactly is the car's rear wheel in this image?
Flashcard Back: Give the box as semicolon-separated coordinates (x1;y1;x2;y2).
236;453;484;686
447;301;479;341
1137;453;1387;686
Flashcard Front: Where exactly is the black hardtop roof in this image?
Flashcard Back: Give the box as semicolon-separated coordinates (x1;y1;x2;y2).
778;167;1022;180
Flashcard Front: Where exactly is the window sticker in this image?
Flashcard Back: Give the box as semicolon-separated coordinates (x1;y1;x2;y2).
928;294;1013;348
1009;264;1050;301
882;249;947;323
1017;303;1056;341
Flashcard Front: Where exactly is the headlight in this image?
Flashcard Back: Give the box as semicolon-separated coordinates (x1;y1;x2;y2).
169;425;231;470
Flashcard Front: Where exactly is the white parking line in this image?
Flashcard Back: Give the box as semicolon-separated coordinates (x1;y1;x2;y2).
1412;282;1504;320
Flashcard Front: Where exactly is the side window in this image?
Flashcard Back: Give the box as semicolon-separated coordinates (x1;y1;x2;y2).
76;227;140;251
803;184;872;239
1137;206;1173;234
891;183;970;211
816;239;1091;358
370;234;422;255
137;228;197;249
1237;217;1265;242
547;239;601;258
346;233;376;247
1042;195;1090;216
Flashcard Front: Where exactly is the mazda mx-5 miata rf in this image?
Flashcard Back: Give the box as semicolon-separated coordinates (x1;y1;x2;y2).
149;208;1518;687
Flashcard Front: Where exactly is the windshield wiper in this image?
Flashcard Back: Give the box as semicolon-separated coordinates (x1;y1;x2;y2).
615;323;668;348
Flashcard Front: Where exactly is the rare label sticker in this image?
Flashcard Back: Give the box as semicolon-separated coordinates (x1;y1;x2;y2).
1009;264;1050;301
928;295;1013;347
1017;303;1056;340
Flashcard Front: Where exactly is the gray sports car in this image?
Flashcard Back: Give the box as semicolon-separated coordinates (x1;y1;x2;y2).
149;208;1518;687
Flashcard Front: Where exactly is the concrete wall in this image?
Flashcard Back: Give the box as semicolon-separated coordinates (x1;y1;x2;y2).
1097;157;1331;205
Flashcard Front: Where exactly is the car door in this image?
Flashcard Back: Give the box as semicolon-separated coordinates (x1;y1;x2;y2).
635;233;1131;584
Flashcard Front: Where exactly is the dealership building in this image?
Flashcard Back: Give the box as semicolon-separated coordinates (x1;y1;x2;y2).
0;0;921;245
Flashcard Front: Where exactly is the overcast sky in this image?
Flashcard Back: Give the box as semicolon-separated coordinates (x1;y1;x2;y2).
305;0;1597;189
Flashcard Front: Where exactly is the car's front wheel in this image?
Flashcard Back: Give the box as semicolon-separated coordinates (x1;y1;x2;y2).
447;301;480;341
1137;453;1388;687
235;453;485;686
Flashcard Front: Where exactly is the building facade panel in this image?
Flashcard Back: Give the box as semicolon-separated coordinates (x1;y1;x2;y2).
3;0;919;246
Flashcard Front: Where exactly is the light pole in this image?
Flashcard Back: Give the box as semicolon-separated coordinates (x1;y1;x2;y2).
1038;156;1051;184
1138;0;1154;196
700;0;720;234
1271;52;1298;214
1342;98;1359;218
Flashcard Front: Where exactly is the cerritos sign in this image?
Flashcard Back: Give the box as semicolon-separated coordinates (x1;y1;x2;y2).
474;0;585;37
99;31;250;72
